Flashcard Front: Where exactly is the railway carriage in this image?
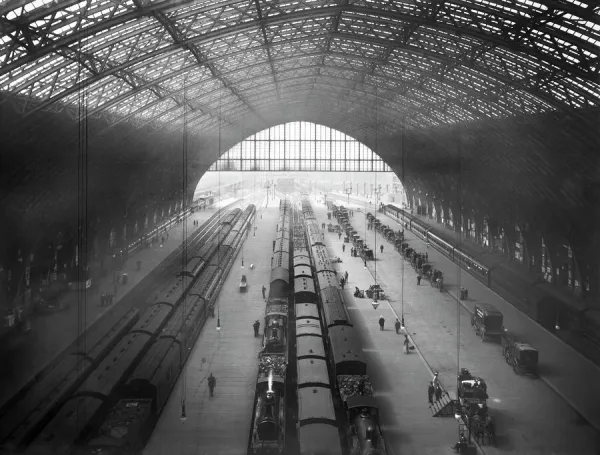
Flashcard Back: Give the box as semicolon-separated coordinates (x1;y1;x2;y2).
297;387;342;455
320;286;351;328
294;276;317;304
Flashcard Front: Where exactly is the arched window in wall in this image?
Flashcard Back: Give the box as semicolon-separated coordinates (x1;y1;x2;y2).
466;214;476;241
211;122;391;172
482;218;490;247
514;225;524;263
541;237;553;283
556;244;573;288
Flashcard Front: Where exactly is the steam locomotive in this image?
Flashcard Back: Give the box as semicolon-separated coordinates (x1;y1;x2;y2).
250;199;292;454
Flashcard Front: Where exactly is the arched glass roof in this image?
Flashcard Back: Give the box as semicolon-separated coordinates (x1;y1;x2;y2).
210;121;391;171
1;0;598;137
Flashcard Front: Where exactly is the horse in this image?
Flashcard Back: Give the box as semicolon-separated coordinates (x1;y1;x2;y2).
485;414;496;445
471;415;486;445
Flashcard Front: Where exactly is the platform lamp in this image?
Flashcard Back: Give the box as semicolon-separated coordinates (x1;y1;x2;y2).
180;71;190;424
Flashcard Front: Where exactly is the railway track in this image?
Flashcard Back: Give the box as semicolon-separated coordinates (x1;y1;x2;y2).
0;201;246;450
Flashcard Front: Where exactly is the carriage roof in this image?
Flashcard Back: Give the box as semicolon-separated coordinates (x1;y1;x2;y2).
297;358;330;387
296;336;326;359
298;424;342;455
295;303;319;320
298;387;336;422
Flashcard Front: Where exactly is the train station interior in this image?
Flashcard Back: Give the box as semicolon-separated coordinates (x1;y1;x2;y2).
1;1;600;455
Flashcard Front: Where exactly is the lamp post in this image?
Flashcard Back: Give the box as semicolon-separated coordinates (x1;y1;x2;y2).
345;182;352;204
266;181;272;206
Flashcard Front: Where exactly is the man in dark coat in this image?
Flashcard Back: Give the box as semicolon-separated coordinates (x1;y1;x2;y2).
208;373;216;397
417;275;422;285
395;318;401;334
262;285;266;299
428;382;435;404
378;316;385;331
253;320;260;337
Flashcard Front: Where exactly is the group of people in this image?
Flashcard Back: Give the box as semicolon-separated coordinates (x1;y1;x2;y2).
427;380;444;404
100;292;114;307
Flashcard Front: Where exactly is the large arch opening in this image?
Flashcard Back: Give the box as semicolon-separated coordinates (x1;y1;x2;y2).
195;122;406;206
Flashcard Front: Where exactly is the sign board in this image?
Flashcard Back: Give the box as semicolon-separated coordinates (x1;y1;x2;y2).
371;301;380;310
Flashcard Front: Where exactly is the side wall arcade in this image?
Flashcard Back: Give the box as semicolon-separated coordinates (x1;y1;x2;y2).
376;110;600;308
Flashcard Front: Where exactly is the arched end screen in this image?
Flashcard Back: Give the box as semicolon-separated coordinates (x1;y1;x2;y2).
209;122;391;172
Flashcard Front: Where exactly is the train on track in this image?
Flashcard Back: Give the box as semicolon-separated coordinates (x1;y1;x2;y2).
382;204;490;284
20;205;256;455
295;199;388;455
249;199;292;454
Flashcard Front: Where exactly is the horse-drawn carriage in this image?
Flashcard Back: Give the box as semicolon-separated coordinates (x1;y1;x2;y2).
472;303;504;341
501;331;539;375
366;284;385;300
239;274;248;292
428;269;443;289
419;263;432;276
362;249;374;261
457;369;488;414
456;368;496;446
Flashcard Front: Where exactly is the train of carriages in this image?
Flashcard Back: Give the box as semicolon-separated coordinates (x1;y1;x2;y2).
381;203;490;285
22;205;256;455
250;199;293;454
296;199;388;455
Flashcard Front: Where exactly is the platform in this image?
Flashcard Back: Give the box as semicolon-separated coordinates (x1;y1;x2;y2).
326;195;599;454
144;198;278;455
0;202;231;408
311;199;476;455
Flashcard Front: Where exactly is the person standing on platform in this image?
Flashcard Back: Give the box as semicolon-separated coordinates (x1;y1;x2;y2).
342;244;346;253
345;271;349;282
435;384;443;402
207;373;216;397
395;318;401;334
403;335;410;353
340;277;345;290
338;232;342;240
262;285;266;299
350;247;354;256
380;244;384;254
378;315;385;331
253;320;260;337
417;274;422;285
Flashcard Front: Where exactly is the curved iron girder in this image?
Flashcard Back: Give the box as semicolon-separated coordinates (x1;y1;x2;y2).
157;74;434;130
136;0;266;125
157;65;498;130
94;53;498;127
1;2;596;90
16;27;567;123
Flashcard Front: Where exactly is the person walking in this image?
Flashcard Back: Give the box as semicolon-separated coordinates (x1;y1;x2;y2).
345;271;349;282
262;285;266;299
340;278;345;290
395;318;401;334
380;244;384;254
433;372;440;390
342;244;346;253
417;274;422;285
428;382;435;404
350;247;354;256
403;335;410;354
207;373;216;397
378;315;385;331
338;232;342;240
253;320;260;337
